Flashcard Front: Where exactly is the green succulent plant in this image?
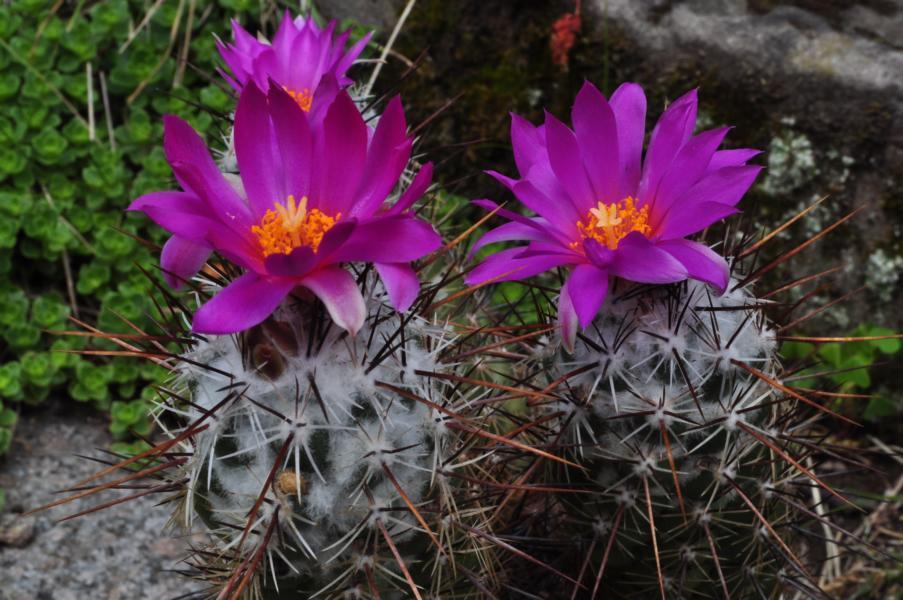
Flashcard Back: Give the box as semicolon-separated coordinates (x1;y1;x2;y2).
0;0;277;462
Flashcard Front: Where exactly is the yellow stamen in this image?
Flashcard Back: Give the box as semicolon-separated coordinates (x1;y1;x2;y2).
283;86;313;112
576;197;651;250
252;195;339;257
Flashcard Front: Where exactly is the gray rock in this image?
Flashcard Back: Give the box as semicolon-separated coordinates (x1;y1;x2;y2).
586;0;903;330
0;513;35;548
0;405;203;600
315;0;405;31
590;1;903;94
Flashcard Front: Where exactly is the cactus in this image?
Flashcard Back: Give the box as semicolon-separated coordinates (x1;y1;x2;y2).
44;268;503;599
171;278;455;597
550;276;796;597
483;213;882;599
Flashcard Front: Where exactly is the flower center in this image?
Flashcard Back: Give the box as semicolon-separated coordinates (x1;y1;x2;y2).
252;195;339;257
576;197;651;250
282;86;313;112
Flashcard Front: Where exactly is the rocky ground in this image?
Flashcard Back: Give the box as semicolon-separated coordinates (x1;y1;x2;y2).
0;405;202;600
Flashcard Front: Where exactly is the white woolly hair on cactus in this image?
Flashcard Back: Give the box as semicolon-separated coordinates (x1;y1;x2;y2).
505;255;869;598
143;272;483;598
40;254;503;599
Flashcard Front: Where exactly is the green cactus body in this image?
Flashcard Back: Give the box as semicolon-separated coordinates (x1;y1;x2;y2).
540;278;828;598
158;279;482;598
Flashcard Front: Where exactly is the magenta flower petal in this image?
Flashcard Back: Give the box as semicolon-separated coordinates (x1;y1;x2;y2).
658;239;730;292
512;180;580;238
307;74;341;127
268;85;313;200
375;262;420;313
313;219;358;264
544;111;595;214
128;191;215;240
487;169;519;191
672;165;763;211
609;232;688;284
192;272;295;334
572;81;619;204
468;221;557;258
708;148;760;171
335;31;374;79
558;284;579;353
650;126;730;225
387;162;433;216
161;116;253;231
314;90;368;216
582;238;615;268
472;199;560;237
332;216;441;264
609;82;646;194
216;21;264;93
353;96;413;217
637;88;698;203
264;246;317;278
567;264;610;329
301;267;366;336
657;202;739;241
217;11;370;107
511;113;547;175
234;83;283;218
465;246;578;285
271;10;300;66
161;236;211;289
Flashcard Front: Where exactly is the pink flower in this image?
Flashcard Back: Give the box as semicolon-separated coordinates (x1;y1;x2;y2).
466;82;761;349
129;83;440;336
217;11;371;114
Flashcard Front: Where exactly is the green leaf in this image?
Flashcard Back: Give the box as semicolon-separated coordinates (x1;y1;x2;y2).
0;191;33;218
0;408;17;428
62;118;91;145
831;354;872;389
21;351;56;388
3;323;41;351
816;343;843;367
0;214;20;249
125;109;154;144
60;19;96;61
31;294;69;329
0;72;21;102
77;261;112;295
0;362;22;399
0;288;28;327
0;145;29;176
780;341;814;360
0;113;28;144
866;326;901;355
863;395;899;421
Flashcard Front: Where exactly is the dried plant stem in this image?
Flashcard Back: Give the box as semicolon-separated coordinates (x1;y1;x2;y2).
363;0;416;98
